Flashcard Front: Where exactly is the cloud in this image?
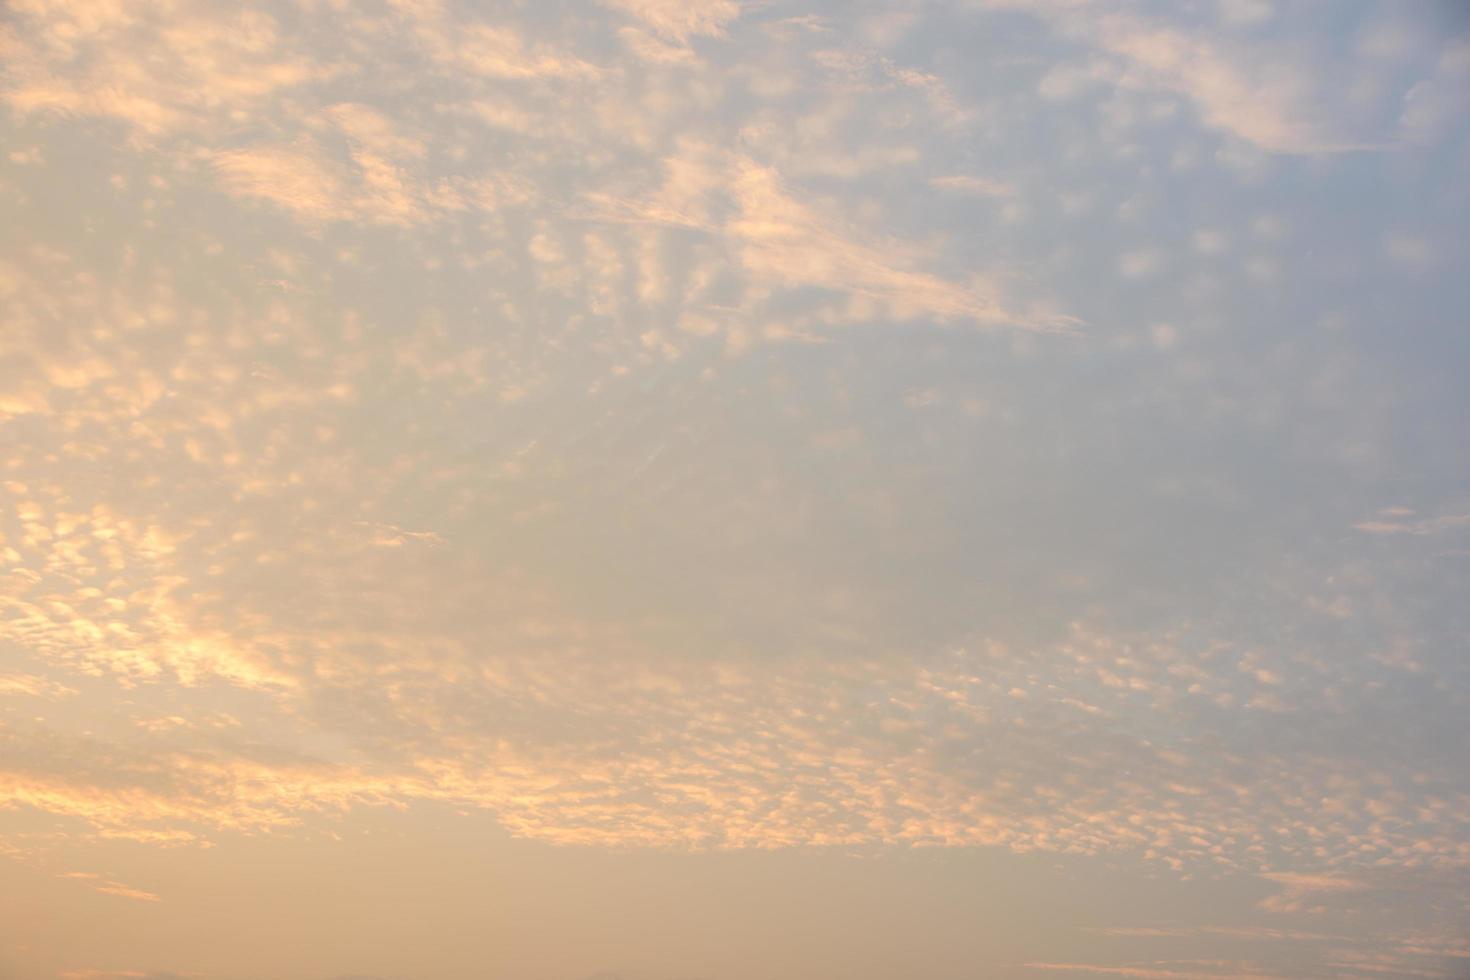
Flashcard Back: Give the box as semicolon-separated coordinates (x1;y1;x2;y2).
1257;872;1364;913
0;243;1462;865
0;3;326;139
1216;0;1275;30
808;48;971;128
325;103;427;161
599;0;742;42
5;612;1467;872
585;146;1076;333
1353;512;1470;536
616;27;700;66
1091;925;1342;942
929;175;1016;198
1089;16;1372;154
1118;248;1164;280
59;871;161;903
2;5;1468;977
1;2;548;227
0;672;75;698
1024;964;1287;979
208;134;530;227
1383;232;1438;274
728;160;1058;327
357;522;446;548
1399;40;1470;144
209;145;351;223
426;23;601;80
982;2;1396;153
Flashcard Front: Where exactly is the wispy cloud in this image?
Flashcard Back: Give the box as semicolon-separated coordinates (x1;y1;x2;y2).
599;0;743;42
929;175;1016;198
981;1;1404;153
1353;511;1470;536
59;871;161;903
2;1;1467;976
1257;871;1363;913
1;3;326;139
585;146;1075;333
1025;963;1285;979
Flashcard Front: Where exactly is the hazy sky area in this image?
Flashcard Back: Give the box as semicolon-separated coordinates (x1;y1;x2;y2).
2;1;1469;978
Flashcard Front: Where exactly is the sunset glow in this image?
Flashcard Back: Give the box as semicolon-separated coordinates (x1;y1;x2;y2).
2;1;1469;978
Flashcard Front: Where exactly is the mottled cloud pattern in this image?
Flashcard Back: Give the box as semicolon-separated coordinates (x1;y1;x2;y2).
2;1;1469;979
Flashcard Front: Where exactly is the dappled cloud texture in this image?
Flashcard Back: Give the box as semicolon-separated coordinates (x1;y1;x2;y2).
2;1;1469;978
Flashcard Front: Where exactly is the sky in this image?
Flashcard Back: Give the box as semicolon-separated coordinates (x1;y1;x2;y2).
1;0;1469;978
